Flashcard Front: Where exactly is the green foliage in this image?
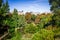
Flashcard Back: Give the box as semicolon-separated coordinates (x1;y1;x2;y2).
0;0;10;26
49;0;60;27
6;9;18;38
32;29;54;40
37;14;53;28
13;8;18;15
0;0;10;34
24;23;39;34
0;0;3;7
11;30;21;40
7;9;26;39
31;14;36;21
0;0;10;23
53;27;60;35
0;0;60;40
49;0;60;11
2;0;9;14
12;8;18;27
37;23;44;29
18;15;26;27
0;0;9;15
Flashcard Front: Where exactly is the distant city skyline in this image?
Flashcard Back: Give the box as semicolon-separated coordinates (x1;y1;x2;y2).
8;0;50;13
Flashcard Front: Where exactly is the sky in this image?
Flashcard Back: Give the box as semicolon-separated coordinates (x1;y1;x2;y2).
7;0;50;13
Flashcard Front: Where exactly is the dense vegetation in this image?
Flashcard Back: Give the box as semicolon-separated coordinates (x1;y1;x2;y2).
0;0;60;40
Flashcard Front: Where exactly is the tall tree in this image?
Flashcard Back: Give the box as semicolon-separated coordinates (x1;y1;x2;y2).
4;0;10;13
0;0;10;34
49;0;60;12
49;0;60;27
13;8;18;28
0;0;10;26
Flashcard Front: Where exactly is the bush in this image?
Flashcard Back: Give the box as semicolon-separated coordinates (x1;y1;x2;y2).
53;27;60;38
37;23;44;29
24;23;39;34
31;29;54;40
11;29;21;40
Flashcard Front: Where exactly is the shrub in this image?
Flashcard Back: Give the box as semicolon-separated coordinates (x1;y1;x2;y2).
31;29;54;40
24;23;39;34
53;27;60;38
11;29;21;40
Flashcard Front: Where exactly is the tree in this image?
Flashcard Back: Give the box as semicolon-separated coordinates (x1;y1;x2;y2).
49;0;60;27
0;0;10;34
0;0;10;25
8;8;18;34
49;0;60;12
0;0;10;15
25;12;32;23
4;0;10;13
31;14;36;21
12;8;18;28
35;14;40;24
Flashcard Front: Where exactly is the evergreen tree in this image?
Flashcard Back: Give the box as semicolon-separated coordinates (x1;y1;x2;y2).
0;0;10;34
13;8;18;28
49;0;60;27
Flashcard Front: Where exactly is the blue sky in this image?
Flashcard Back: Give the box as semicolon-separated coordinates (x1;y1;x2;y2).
8;0;50;13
